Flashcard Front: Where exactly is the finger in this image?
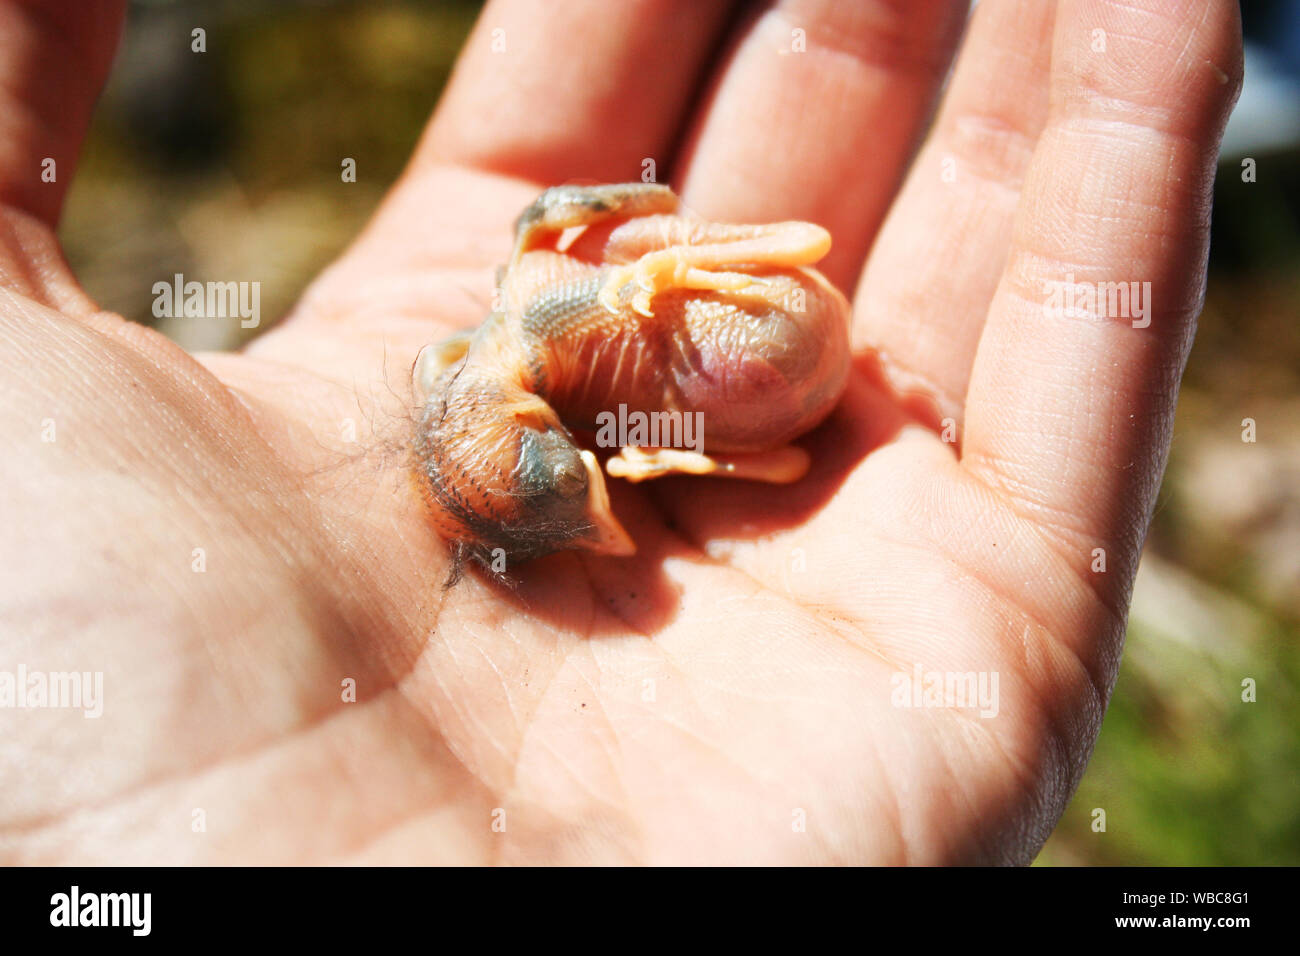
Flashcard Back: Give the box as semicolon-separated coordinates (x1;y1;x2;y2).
0;1;124;317
0;0;124;225
416;0;738;185
852;0;1055;427
961;0;1243;581
677;0;968;290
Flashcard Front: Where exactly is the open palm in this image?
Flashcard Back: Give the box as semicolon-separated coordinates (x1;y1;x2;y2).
2;0;1240;864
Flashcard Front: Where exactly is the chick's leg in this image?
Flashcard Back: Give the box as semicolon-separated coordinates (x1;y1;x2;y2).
606;445;811;484
596;220;832;317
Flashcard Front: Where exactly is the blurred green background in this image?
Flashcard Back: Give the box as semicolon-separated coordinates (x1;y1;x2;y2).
59;0;1299;864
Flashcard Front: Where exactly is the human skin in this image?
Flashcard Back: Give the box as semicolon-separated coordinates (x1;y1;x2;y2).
0;0;1241;864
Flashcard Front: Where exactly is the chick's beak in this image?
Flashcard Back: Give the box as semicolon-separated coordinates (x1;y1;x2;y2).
573;450;635;556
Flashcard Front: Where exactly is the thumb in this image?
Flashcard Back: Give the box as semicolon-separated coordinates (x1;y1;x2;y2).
0;0;125;225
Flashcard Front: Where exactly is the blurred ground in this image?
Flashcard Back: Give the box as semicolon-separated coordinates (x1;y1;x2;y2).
59;0;1300;865
62;0;481;349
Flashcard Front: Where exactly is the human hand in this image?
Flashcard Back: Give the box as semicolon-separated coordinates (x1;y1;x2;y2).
1;0;1241;864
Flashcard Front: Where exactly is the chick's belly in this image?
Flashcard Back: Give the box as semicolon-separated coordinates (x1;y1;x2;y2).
667;350;821;453
668;291;847;452
543;297;836;454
